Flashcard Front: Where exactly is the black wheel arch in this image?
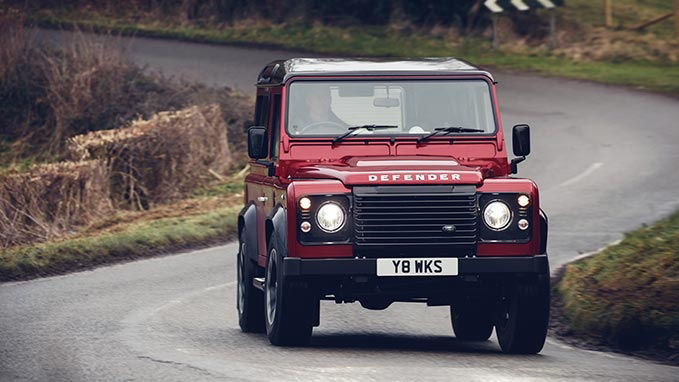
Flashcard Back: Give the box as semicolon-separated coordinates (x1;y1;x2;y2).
266;204;288;257
238;202;259;262
539;208;548;255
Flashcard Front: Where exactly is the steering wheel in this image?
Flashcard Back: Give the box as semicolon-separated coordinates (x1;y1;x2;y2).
298;121;347;135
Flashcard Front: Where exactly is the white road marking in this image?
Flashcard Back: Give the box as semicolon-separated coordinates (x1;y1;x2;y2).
550;240;622;277
569;239;622;263
558;162;603;187
546;338;629;361
204;284;229;292
545;337;574;350
146;282;235;317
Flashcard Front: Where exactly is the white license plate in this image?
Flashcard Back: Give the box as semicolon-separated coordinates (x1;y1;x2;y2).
376;258;458;277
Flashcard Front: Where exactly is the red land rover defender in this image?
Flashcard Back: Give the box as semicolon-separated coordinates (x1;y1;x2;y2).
237;58;550;354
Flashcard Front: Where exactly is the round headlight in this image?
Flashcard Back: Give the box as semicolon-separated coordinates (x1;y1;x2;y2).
483;201;511;230
316;202;346;233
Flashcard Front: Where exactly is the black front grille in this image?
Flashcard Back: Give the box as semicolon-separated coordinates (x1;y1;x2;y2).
353;185;478;257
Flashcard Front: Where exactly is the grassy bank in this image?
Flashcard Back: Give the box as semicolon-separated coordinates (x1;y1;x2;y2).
0;197;240;282
30;11;679;96
556;210;679;363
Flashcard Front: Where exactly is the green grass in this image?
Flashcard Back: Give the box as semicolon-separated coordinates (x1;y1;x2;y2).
0;207;239;282
30;10;679;96
557;210;679;352
191;179;244;198
562;0;676;38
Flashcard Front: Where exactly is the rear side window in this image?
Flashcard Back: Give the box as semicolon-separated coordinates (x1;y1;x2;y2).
270;94;281;160
254;95;269;126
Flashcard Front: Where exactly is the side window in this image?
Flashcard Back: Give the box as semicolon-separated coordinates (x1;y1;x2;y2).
254;95;269;126
269;94;281;160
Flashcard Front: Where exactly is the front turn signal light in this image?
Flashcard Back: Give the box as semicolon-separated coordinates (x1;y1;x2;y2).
518;219;529;231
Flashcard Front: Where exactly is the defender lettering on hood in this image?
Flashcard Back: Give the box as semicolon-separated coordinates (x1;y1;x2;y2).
368;173;461;182
288;156;486;185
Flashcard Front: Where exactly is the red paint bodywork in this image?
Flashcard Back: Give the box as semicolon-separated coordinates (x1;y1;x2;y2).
245;74;541;268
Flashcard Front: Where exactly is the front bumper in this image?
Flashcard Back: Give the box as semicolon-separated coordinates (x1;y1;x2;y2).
283;254;549;276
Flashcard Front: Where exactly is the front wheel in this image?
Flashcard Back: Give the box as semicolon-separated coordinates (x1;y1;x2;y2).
237;228;265;333
494;275;550;354
264;234;314;346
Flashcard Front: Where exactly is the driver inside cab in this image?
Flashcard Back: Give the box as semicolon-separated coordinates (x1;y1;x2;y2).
289;86;347;135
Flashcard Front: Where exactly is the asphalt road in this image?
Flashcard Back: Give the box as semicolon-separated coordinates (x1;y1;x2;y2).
2;31;679;381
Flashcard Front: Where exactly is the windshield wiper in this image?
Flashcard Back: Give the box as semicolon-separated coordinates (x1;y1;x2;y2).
332;125;398;144
416;126;485;144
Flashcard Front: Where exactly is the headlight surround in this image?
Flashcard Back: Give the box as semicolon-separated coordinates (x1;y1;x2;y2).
483;200;512;231
315;202;346;233
297;194;351;244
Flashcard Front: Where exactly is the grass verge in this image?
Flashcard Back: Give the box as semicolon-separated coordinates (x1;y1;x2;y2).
554;210;679;364
31;13;679;96
0;178;244;282
0;207;239;282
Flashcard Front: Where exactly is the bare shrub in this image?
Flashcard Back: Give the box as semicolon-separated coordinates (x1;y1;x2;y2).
554;28;679;63
68;104;232;208
38;33;132;150
0;18;203;162
0;9;47;158
187;88;253;168
36;31;203;152
0;8;30;82
0;9;251;249
0;160;112;248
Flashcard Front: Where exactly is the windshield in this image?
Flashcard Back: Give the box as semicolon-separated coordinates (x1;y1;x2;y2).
286;80;496;137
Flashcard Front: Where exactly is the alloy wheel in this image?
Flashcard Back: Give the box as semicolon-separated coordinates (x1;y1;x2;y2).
265;248;278;326
237;242;246;314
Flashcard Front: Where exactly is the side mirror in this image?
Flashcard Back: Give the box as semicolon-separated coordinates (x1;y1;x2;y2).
512;124;531;157
510;124;530;174
247;126;267;159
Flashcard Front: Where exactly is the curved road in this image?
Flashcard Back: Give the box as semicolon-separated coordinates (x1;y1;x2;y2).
2;31;679;381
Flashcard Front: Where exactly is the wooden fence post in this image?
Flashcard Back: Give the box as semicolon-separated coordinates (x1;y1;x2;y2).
492;14;499;49
549;10;556;50
604;0;613;28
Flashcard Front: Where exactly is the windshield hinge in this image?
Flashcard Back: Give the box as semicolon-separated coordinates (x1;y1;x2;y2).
282;135;290;153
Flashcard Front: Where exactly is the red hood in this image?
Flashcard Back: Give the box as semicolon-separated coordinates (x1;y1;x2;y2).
288;156;486;186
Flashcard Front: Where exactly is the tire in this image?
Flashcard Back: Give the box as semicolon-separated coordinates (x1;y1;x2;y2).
264;233;314;346
451;300;494;341
237;228;265;333
494;275;550;354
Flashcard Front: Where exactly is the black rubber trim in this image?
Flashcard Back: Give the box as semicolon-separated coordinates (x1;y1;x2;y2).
539;208;549;254
282;255;549;276
238;202;259;262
